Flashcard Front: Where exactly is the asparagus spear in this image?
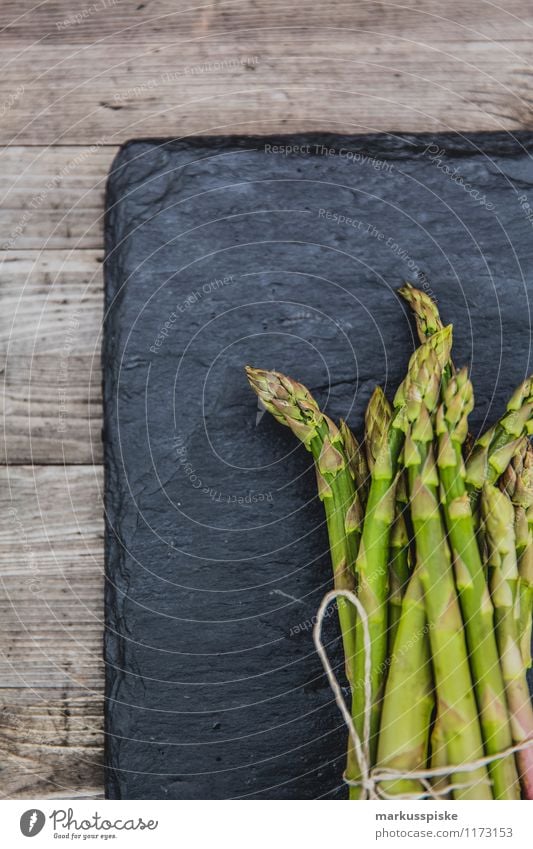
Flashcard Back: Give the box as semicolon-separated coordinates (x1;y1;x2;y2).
430;711;451;799
388;509;411;650
398;282;531;492
517;544;533;671
365;388;409;648
482;484;533;799
398;282;453;383
351;373;427;796
365;387;392;471
376;571;434;798
245;367;361;678
340;419;369;507
350;411;402;769
500;440;533;670
398;282;444;343
466;378;533;491
352;328;453;777
437;369;520;799
499;438;531;558
404;353;492;799
390;294;513;796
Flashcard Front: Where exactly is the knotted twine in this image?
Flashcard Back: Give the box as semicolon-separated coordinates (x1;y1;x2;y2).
313;588;533;800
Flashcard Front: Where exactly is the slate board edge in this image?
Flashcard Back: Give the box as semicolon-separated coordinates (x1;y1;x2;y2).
102;131;533;799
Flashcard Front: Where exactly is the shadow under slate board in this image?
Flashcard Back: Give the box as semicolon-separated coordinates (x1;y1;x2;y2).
103;132;533;800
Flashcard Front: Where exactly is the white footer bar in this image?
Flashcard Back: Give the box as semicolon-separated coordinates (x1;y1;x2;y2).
2;799;531;847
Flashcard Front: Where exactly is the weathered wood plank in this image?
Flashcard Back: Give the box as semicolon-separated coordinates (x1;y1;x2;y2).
1;0;532;801
0;251;103;353
0;690;104;799
2;355;103;465
0;464;104;796
0;465;104;690
0;37;532;144
0;252;103;463
1;0;532;43
0;148;112;250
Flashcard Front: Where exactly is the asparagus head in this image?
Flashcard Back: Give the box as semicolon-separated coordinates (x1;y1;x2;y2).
365;386;392;471
467;377;533;490
398;282;444;344
340;418;369;507
245;366;360;677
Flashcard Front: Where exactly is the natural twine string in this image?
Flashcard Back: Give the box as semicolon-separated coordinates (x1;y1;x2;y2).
313;588;533;800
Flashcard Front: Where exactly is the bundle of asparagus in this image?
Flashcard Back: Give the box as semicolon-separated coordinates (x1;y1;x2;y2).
246;284;533;800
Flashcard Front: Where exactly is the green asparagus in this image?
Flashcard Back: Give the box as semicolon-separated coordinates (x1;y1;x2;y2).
352;328;453;779
376;571;433;798
247;284;533;801
245;367;361;670
467;379;533;491
482;484;533;799
500;440;533;670
437;370;520;799
404;354;492;800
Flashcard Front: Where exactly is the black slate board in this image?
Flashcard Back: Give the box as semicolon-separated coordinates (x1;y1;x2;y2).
103;132;533;800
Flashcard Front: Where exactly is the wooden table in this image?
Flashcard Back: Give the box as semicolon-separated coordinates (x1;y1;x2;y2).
1;0;532;799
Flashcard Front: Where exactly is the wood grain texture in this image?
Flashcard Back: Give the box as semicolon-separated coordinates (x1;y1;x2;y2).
1;251;103;464
1;0;533;800
0;6;533;143
0;690;104;799
0;0;532;43
0;148;113;250
0;251;103;354
0;465;104;797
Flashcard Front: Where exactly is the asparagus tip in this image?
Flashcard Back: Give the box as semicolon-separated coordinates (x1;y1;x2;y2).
398;282;444;345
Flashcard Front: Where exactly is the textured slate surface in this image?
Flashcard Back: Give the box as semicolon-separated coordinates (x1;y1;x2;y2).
103;133;533;799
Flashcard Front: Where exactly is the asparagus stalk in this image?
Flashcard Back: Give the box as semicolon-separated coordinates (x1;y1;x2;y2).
482;484;533;799
365;387;392;471
351;376;420;796
390;293;515;796
398;282;453;383
437;369;520;799
395;282;531;494
349;418;402;796
499;440;531;560
466;378;533;492
365;388;410;648
388;509;411;650
351;412;403;775
352;328;453;778
500;440;533;669
245;367;360;678
517;544;533;671
376;571;434;797
340;419;369;507
430;711;451;799
404;354;492;799
398;282;444;343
